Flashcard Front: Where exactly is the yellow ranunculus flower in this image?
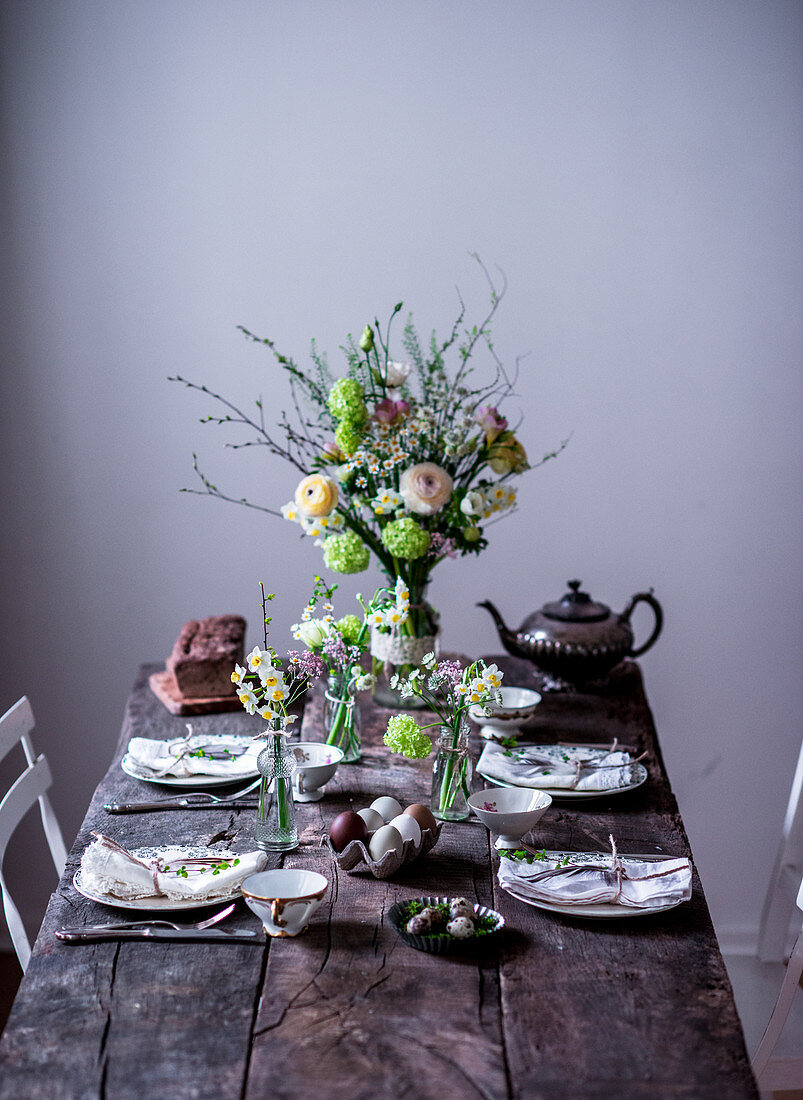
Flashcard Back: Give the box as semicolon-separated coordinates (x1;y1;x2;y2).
487;432;528;475
294;473;339;517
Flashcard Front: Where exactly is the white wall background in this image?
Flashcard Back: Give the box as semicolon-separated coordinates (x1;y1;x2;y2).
0;0;800;954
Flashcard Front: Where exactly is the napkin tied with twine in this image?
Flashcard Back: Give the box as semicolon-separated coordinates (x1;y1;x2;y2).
126;725;260;779
497;836;692;909
80;833;266;901
477;739;644;791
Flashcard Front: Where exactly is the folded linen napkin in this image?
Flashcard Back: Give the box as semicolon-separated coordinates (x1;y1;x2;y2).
477;740;642;791
80;833;267;901
497;843;692;909
126;727;261;779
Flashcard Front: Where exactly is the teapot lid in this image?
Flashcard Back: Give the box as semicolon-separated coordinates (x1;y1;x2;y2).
542;580;610;623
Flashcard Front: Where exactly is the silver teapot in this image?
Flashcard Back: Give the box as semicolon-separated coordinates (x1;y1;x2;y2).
479;580;663;687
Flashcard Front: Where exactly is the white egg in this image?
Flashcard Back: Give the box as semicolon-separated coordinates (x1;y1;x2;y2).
356;807;385;833
388;813;421;848
368;824;404;862
370;795;403;823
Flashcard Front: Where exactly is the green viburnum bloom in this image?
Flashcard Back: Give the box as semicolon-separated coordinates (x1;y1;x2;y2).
335;418;364;456
328;378;366;423
384;714;433;759
381;517;431;560
336;614;362;645
322;531;370;574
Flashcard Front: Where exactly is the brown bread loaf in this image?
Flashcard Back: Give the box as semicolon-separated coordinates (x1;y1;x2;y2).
166;614;246;698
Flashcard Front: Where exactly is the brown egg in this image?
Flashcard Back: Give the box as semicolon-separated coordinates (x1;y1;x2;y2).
403;803;437;834
329;811;368;852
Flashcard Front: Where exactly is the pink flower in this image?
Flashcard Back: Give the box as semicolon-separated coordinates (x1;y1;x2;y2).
373;398;410;424
399;462;453;516
475;405;508;444
482;801;497;812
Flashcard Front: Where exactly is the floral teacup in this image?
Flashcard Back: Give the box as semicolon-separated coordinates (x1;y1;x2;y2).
291;741;344;802
241;868;328;937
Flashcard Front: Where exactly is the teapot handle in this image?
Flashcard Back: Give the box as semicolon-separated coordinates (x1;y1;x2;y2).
620;590;664;657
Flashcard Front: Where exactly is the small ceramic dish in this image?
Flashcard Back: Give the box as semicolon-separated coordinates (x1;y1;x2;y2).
468;785;552;849
388;895;505;954
326;823;442;879
291;742;344;802
469;686;542;740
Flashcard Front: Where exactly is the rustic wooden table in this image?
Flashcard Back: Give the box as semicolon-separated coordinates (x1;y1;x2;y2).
0;657;757;1099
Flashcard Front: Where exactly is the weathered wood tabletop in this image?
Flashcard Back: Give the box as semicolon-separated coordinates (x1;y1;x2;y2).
0;657;756;1099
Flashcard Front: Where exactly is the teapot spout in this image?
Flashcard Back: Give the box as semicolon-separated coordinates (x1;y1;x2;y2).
477;600;524;659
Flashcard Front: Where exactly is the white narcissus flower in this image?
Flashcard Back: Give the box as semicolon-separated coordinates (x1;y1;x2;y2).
266;683;290;705
381;360;411;389
236;684;260;715
230;663;248;685
281;501;300;523
482;663;503;690
399;462;454;516
247;647;270;674
258;664;285;689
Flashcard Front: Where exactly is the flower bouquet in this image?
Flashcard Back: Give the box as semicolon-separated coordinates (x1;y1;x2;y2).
232;586;324;851
172;258;565;704
383;654;504;820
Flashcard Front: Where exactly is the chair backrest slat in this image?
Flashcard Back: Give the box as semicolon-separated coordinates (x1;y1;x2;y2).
0;697;35;766
0;696;68;972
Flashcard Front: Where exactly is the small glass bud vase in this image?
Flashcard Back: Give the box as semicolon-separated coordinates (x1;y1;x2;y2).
323;678;361;763
255;724;298;852
430;719;473;822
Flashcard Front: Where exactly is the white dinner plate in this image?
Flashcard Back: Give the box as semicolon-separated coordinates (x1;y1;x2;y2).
499;850;689;919
73;845;249;911
121;734;259;787
477;761;648;801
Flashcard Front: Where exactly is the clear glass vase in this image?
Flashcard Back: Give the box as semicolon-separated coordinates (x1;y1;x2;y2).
323;681;361;763
430;720;472;821
255;727;298;852
371;596;440;710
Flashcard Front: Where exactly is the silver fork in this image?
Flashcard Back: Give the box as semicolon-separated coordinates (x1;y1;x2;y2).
141;776;262;804
71;902;237;935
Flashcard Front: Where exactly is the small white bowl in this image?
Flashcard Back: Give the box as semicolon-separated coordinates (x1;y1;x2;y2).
469;686;542;740
241;868;328;937
468;785;552;849
291;742;344;801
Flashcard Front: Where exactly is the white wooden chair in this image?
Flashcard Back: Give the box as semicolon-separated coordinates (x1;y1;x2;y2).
758;736;803;961
0;696;68;971
751;875;803;1095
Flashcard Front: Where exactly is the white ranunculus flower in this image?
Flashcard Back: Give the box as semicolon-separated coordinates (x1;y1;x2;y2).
459;489;485;516
296;619;329;648
399;462;454;516
381;360;411;389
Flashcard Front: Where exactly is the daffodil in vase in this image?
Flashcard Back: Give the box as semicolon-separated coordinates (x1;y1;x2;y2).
383;653;504;820
232;585;324;851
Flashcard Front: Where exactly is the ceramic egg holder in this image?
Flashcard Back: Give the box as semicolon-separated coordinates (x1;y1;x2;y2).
326;823;443;880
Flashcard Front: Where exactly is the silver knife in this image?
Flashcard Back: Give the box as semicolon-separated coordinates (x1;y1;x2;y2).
104;800;258;814
56;927;263;944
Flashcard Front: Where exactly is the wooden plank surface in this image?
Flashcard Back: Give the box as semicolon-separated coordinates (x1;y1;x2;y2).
0;658;757;1099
